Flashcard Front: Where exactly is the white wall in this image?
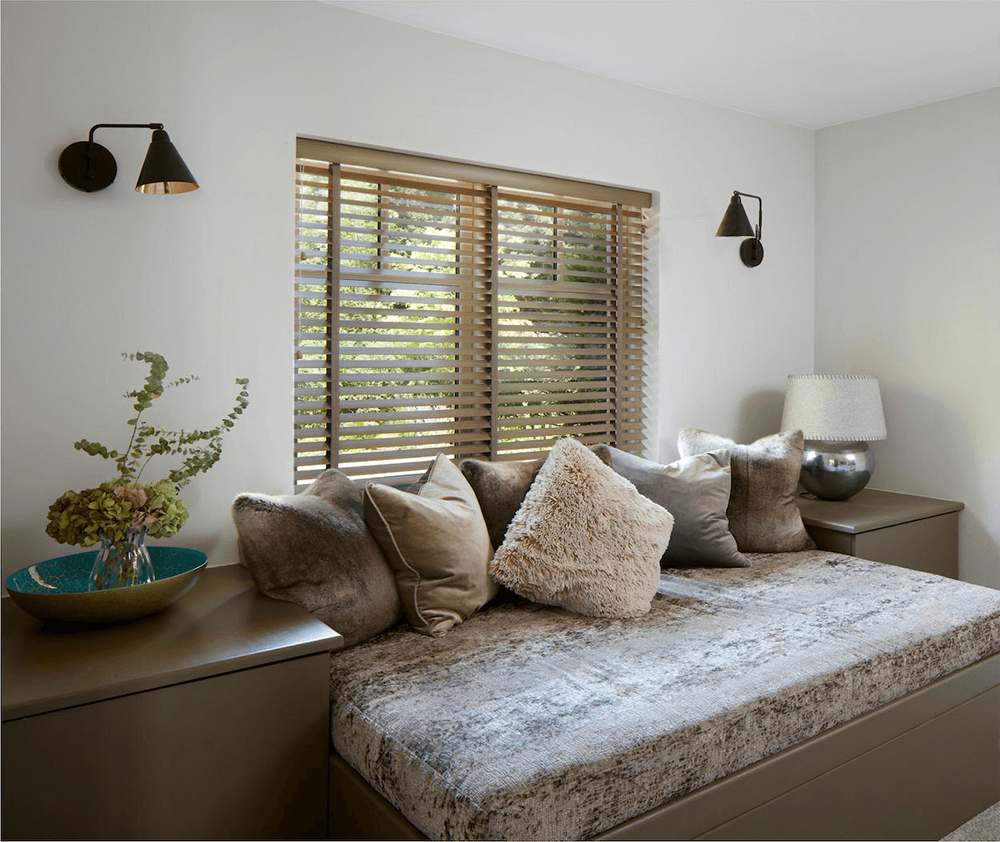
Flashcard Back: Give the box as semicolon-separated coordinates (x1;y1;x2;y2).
815;89;1000;588
1;1;814;578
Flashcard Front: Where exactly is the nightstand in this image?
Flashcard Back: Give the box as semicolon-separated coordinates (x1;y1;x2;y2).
797;488;963;579
2;564;343;840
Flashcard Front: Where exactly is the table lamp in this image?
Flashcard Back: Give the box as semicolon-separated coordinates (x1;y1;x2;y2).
780;374;887;500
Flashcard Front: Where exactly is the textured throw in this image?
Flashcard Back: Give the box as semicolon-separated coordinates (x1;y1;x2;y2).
329;552;1000;840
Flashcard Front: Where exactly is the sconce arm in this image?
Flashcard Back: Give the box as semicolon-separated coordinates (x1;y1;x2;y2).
734;190;762;240
87;123;164;145
85;124;164;176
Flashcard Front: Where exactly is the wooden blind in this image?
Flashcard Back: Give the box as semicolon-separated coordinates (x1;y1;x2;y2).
294;140;650;486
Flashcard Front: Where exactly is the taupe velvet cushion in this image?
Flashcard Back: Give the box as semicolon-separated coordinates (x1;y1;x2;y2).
608;446;748;568
364;454;498;637
232;469;402;647
460;443;613;549
490;437;673;619
678;428;815;553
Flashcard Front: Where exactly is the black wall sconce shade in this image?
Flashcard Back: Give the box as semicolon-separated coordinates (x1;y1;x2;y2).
717;190;763;267
59;123;198;194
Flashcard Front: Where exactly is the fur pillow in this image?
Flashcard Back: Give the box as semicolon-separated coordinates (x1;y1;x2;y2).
232;470;402;647
677;428;815;553
490;437;673;619
607;447;748;568
364;454;498;637
460;443;613;549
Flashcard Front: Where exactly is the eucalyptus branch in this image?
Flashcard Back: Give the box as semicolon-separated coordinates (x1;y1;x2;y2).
51;352;250;549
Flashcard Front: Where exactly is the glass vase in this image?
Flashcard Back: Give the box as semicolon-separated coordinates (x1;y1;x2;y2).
89;527;156;591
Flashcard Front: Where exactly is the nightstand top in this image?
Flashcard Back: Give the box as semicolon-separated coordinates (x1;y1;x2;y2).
797;487;963;535
2;564;343;721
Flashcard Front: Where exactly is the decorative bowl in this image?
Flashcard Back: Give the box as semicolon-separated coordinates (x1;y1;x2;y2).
4;547;208;623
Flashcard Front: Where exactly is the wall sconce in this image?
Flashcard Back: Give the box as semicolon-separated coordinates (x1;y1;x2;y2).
716;190;762;267
58;123;199;194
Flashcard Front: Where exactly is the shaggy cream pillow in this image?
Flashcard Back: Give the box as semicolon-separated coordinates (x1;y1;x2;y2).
490;437;674;619
459;444;613;549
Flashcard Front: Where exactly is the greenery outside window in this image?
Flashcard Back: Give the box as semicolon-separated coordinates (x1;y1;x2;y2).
294;139;651;486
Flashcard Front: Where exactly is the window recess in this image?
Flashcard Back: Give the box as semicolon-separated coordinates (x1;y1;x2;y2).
294;139;651;487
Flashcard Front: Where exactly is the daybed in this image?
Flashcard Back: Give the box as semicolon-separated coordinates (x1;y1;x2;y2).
234;434;1000;841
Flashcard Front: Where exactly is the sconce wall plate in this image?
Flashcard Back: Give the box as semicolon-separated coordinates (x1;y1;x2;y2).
58;141;118;192
740;237;764;267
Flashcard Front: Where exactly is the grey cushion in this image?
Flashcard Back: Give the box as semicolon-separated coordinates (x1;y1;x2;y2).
460;443;613;549
364;454;498;637
490;438;673;619
232;469;402;647
678;428;815;553
608;446;749;568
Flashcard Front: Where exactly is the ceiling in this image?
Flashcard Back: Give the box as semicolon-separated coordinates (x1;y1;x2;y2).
329;0;1000;129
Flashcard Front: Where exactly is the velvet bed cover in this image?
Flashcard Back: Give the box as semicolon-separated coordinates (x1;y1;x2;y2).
329;551;1000;840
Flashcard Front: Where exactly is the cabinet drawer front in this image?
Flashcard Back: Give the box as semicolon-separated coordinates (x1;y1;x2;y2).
807;513;958;579
854;513;959;579
2;653;329;840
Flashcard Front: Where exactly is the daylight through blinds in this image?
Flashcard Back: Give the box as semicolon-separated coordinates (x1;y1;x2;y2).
294;140;650;486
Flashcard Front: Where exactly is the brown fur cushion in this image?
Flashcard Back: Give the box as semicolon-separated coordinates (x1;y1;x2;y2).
460;443;613;549
232;470;402;647
678;428;815;553
490;438;673;619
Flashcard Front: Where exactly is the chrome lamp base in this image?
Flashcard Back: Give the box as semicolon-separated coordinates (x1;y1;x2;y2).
799;440;875;501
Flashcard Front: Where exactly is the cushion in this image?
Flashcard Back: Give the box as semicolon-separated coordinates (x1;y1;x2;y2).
607;447;748;568
678;428;815;553
364;454;498;637
460;443;613;549
232;469;402;647
329;553;1000;841
490;437;673;619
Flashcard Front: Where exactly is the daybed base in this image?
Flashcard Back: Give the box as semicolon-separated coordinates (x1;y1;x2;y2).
328;651;1000;841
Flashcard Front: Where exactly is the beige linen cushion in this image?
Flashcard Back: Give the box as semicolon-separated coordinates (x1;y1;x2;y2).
232;469;402;647
490;437;673;619
364;454;498;637
678;428;815;553
607;447;748;568
459;443;613;549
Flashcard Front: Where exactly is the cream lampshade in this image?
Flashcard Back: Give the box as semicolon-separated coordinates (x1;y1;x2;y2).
780;374;887;500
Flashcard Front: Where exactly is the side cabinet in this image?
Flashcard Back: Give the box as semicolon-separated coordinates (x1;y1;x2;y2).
797;488;963;579
2;565;342;840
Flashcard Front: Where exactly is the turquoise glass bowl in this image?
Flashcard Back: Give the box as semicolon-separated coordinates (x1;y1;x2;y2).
4;547;208;623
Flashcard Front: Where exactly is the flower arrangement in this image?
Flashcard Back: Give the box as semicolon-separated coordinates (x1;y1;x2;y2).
46;352;250;562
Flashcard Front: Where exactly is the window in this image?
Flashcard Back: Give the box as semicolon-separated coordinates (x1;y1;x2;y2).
294;139;651;486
